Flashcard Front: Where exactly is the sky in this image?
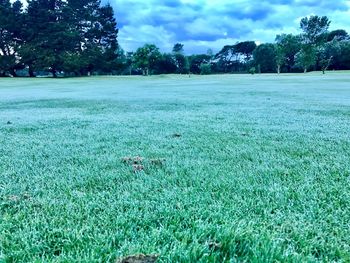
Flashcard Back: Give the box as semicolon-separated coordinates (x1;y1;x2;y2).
106;0;350;54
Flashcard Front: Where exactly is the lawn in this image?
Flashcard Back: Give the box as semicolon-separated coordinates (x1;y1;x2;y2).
1;73;350;262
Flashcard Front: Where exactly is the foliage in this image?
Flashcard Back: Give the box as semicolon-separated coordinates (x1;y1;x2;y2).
275;34;301;72
253;43;277;73
188;54;211;74
0;0;118;77
300;15;330;45
295;45;317;73
133;44;162;75
199;63;211;74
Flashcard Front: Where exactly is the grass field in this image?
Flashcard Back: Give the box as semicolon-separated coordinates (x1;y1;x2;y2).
1;73;350;262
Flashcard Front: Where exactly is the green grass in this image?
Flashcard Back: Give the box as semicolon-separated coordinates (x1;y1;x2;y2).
1;73;350;262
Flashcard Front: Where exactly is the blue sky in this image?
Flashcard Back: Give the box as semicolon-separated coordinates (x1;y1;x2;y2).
109;0;350;54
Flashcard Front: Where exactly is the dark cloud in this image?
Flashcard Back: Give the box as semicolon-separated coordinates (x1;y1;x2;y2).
106;0;350;54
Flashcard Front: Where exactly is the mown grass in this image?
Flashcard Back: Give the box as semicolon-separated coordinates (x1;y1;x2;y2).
1;73;350;262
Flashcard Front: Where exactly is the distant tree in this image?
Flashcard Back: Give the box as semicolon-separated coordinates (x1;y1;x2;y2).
200;63;211;75
206;48;214;58
275;34;302;72
21;0;80;77
298;16;330;72
172;43;184;54
300;15;331;45
173;53;189;74
234;41;257;61
295;45;317;73
68;1;119;75
214;45;237;72
253;43;277;73
96;4;119;73
133;44;162;75
0;0;24;76
171;43;189;74
327;29;349;42
214;41;256;73
155;53;177;74
275;44;285;74
188;54;211;74
16;0;118;77
338;40;350;70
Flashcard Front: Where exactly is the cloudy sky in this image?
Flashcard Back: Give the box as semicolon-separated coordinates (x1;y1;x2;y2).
107;0;350;54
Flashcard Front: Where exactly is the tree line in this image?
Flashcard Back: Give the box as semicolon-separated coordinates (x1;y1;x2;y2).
0;0;118;77
0;0;349;77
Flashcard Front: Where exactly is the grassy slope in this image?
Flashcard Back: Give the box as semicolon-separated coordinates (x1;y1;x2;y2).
0;73;350;262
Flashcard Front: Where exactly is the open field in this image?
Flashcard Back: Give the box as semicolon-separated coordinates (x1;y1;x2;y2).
1;73;350;262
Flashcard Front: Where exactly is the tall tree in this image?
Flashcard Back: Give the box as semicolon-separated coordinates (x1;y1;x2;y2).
21;0;77;77
214;45;237;72
172;43;188;74
327;29;349;42
188;54;211;74
253;43;277;73
295;45;317;73
234;41;257;61
300;15;331;45
0;0;23;76
275;34;301;72
133;44;162;75
172;43;184;54
299;15;331;72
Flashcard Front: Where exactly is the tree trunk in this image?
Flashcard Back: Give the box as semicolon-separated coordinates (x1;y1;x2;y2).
277;65;281;74
28;66;35;77
51;68;57;78
304;67;307;73
10;69;17;77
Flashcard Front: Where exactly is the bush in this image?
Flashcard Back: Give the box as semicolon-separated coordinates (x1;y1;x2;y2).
249;67;256;75
200;63;212;75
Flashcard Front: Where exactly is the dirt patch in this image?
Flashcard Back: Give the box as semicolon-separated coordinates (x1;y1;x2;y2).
116;254;159;263
122;156;166;173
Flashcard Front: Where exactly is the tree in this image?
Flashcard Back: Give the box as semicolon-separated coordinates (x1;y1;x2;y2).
20;0;78;77
172;43;189;74
299;16;330;72
133;44;162;75
0;0;24;76
155;53;177;74
275;44;284;74
172;43;184;54
200;63;211;75
253;43;277;73
327;29;349;42
66;0;119;75
300;15;331;45
16;0;118;77
275;34;302;72
234;41;257;61
338;40;350;70
295;45;317;73
317;40;342;73
188;54;211;74
214;45;238;72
